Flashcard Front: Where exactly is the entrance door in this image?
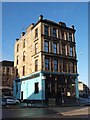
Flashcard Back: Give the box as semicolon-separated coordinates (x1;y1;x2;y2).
21;91;23;100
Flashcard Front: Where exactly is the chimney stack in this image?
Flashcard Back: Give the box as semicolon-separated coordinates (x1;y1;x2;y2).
21;32;25;37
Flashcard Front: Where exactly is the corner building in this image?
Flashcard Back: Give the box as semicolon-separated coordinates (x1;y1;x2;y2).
13;15;79;105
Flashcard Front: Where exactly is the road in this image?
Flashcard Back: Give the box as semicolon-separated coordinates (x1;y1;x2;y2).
2;107;60;118
1;106;90;119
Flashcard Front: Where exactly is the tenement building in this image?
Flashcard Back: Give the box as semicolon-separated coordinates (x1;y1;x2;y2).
0;60;16;95
13;15;79;105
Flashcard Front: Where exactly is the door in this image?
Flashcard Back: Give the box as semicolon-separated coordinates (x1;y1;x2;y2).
21;91;23;100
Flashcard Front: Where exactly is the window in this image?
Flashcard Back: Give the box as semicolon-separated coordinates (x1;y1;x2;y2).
16;82;18;94
45;58;49;70
35;43;38;54
17;56;19;65
62;44;66;55
53;43;57;54
34;82;39;94
63;61;67;72
61;31;64;40
35;28;38;38
53;28;57;37
7;67;9;73
66;32;68;40
70;46;73;56
35;59;38;71
23;66;25;76
60;60;63;72
23;39;25;48
17;44;19;52
69;33;72;42
16;69;18;77
70;62;74;73
44;41;49;52
54;60;58;71
51;61;53;71
23;51;25;61
44;25;49;36
3;67;5;73
12;68;14;74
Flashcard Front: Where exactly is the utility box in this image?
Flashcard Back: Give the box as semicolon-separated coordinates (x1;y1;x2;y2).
49;98;56;107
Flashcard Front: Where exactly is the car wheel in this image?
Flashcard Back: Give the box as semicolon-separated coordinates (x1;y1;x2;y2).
16;102;19;105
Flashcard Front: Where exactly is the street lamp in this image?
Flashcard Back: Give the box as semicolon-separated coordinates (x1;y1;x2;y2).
77;51;85;103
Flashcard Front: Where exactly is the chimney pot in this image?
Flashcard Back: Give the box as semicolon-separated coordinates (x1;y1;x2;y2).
39;15;43;20
16;38;19;41
71;25;74;29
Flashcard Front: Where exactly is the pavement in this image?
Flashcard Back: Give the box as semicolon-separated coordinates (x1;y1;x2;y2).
51;106;89;118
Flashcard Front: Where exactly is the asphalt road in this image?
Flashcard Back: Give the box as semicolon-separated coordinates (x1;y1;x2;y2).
2;107;61;118
1;106;90;119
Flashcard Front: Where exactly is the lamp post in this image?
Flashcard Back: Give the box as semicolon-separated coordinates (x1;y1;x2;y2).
77;51;85;104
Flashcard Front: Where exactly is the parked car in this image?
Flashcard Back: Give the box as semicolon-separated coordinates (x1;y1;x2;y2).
2;96;20;105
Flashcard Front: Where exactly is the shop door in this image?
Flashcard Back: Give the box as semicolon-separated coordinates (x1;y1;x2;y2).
21;91;23;100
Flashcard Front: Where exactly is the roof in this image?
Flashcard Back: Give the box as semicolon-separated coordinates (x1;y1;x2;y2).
0;60;14;67
17;15;76;41
32;18;75;32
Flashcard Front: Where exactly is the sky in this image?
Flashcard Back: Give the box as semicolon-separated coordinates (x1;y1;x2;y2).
2;2;88;86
